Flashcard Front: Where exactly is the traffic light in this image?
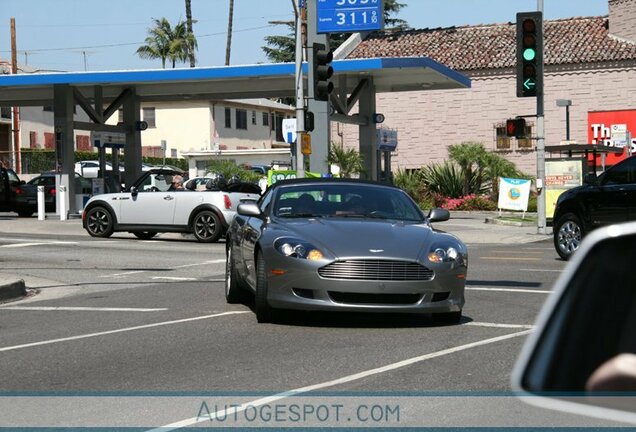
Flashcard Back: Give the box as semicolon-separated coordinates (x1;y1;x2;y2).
516;11;543;97
506;118;526;138
312;43;334;102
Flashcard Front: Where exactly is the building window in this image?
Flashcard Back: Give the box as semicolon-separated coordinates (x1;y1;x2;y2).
517;124;534;150
118;109;123;124
1;107;10;119
252;110;257;125
262;112;269;126
29;131;38;149
236;109;248;130
494;123;511;151
142;107;156;128
225;107;232;128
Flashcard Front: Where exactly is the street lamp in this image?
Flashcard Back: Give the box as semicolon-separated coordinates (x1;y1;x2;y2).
556;99;573;141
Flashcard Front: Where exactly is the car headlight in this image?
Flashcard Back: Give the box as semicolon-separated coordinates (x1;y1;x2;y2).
427;245;465;264
274;238;324;261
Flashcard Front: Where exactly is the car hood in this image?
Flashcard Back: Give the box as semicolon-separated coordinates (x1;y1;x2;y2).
272;218;438;259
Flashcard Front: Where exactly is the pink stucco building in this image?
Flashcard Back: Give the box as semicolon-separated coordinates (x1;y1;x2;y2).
335;0;636;175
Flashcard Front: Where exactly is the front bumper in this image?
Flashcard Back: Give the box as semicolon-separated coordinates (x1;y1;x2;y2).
264;254;466;314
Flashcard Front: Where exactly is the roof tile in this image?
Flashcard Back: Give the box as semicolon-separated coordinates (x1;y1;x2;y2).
347;16;636;70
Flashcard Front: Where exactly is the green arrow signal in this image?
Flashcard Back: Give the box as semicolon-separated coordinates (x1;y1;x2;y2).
524;78;536;90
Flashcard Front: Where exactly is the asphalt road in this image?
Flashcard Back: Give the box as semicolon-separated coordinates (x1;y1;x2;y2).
0;225;622;428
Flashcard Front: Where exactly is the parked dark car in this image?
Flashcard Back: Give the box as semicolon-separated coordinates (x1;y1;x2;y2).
14;172;92;216
553;155;636;260
0;167;30;216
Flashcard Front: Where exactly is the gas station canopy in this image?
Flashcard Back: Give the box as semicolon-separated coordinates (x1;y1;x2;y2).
0;57;470;106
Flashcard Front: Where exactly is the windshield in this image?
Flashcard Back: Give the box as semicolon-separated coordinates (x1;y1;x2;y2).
272;183;424;221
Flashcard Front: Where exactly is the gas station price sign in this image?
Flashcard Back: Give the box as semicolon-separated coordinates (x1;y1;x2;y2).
317;0;384;34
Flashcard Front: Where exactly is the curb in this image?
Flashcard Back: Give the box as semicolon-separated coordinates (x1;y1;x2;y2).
484;217;535;227
0;279;27;301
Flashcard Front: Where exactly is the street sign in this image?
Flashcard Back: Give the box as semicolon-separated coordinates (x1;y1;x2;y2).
301;133;312;155
316;0;384;34
282;118;297;144
376;128;398;151
92;131;126;149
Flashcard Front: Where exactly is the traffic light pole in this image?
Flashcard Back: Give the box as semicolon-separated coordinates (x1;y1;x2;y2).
294;0;305;178
536;0;546;235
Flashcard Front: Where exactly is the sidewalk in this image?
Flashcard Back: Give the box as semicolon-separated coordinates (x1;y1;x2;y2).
0;211;552;244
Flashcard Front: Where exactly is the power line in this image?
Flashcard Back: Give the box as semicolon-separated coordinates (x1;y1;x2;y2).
0;24;276;54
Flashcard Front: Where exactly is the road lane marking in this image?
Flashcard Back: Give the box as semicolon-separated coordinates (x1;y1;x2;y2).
479;257;541;261
466;322;534;329
0;241;78;248
170;259;226;269
151;277;197;281
0;311;248;353
0;306;168;312
466;287;551;294
152;329;532;431
519;268;562;273
99;271;146;278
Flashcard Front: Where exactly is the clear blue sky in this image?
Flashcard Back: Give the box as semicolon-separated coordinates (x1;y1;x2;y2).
0;0;607;72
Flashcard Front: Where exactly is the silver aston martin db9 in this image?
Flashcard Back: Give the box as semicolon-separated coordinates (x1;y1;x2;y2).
225;178;467;323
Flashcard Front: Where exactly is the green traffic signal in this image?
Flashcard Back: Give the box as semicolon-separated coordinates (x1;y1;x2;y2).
523;48;536;61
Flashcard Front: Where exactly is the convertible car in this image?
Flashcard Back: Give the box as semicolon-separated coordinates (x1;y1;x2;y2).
82;168;260;242
225;178;467;323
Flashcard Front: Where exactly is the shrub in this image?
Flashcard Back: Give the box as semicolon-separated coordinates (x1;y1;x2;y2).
436;194;497;211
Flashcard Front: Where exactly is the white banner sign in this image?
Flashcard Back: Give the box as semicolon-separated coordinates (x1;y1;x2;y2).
497;178;531;212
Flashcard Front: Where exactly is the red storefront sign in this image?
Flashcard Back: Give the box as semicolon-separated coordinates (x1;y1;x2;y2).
587;109;636;165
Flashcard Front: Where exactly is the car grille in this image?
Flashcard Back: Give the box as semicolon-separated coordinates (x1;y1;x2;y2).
318;259;434;281
329;292;423;305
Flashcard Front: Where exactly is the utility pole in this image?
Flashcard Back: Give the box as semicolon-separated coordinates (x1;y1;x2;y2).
293;0;305;178
536;0;546;235
225;0;234;66
10;18;21;174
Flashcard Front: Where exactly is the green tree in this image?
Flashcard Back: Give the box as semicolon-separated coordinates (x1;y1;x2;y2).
262;0;408;63
136;18;197;68
447;142;489;196
327;143;364;178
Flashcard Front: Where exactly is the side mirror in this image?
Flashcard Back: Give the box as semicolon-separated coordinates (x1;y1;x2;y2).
512;222;636;423
427;207;450;223
583;172;598;185
237;202;262;217
130;186;138;197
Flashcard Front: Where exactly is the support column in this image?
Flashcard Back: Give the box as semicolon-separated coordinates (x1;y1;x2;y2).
123;88;142;188
53;84;76;215
306;0;330;175
358;78;377;181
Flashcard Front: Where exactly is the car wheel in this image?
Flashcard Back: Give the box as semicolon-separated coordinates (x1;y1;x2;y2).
432;310;462;324
85;206;114;238
133;231;157;240
554;212;583;260
192;210;222;243
225;245;246;304
17;210;33;217
255;251;274;323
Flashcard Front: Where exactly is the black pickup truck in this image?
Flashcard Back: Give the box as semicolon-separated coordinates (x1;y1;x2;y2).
0;167;32;217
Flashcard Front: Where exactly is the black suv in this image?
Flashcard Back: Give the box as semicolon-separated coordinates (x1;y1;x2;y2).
553;155;636;260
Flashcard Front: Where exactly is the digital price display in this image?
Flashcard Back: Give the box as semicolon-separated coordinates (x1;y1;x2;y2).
316;0;384;34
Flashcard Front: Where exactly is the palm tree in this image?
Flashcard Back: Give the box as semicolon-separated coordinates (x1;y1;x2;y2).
185;0;196;67
136;18;197;68
136;18;173;68
327;143;364;178
225;0;234;65
447;142;488;196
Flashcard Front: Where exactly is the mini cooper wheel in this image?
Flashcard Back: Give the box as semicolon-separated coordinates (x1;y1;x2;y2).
225;245;246;304
255;251;274;323
133;231;157;240
192;210;222;243
85;206;114;238
554;212;583;261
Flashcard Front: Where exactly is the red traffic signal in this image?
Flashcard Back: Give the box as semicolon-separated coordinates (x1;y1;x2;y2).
506;118;527;138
